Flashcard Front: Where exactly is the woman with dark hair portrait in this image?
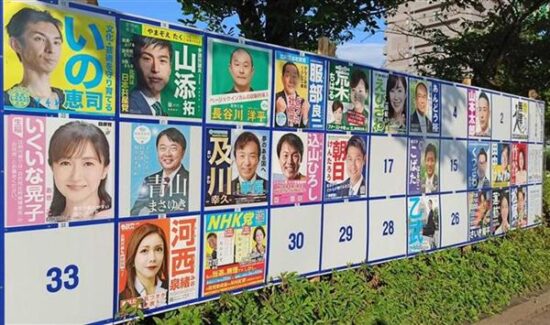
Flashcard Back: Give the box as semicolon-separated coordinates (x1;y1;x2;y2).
120;222;169;309
47;120;112;222
250;226;266;261
385;74;407;133
515;147;527;185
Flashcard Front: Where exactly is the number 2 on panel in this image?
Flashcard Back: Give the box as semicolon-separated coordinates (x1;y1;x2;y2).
288;232;304;250
382;220;394;236
384;158;394;174
451;212;460;225
339;225;353;242
46;264;79;293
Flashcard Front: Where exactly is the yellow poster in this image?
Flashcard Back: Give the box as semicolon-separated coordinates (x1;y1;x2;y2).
3;0;116;115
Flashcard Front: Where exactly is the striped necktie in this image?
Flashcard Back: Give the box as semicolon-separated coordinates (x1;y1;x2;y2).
152;101;164;116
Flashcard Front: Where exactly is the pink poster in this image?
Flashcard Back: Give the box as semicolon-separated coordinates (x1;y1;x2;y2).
271;131;323;205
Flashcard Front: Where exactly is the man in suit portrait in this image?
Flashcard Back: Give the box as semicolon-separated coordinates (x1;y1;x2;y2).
410;82;433;134
131;128;189;215
476;148;490;189
330;135;367;197
128;35;172;116
226;47;254;93
422;143;438;194
231;131;267;196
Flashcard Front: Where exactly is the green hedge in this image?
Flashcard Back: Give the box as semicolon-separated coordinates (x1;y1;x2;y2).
151;225;550;325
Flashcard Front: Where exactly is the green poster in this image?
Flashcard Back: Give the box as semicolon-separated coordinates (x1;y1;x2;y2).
119;20;203;119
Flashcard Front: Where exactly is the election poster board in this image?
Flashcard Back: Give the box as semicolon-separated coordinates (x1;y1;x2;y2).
203;209;267;296
119;19;204;120
3;1;117;115
206;38;272;126
273;50;325;129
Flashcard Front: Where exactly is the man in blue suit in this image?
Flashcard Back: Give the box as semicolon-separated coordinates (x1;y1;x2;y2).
410;82;433;134
128;35;172;116
327;136;367;198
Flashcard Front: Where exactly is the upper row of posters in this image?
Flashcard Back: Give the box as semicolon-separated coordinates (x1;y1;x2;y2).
1;1;545;142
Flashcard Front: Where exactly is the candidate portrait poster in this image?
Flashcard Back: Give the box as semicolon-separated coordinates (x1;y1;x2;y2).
511;143;528;186
408;78;440;135
408;195;440;254
3;0;116;115
491;189;510;235
206;38;272;126
273;50;325;129
271;131;323;205
205;128;269;208
119;19;203;120
491;143;510;188
118;216;199;311
371;71;408;134
203;209;267;296
468;190;492;240
511;186;528;229
467;89;492;138
408;138;439;195
326;61;370;132
119;123;202;217
512;98;528;140
325;134;368;200
468;142;491;190
4;115;115;226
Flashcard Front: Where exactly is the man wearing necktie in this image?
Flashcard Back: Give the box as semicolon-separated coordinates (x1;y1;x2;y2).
128;35;172;116
131;128;189;216
421;143;439;194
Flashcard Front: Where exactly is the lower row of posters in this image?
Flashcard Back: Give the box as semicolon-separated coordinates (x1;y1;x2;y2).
4;187;543;324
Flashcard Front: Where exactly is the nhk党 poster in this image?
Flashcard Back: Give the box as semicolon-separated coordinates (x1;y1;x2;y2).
4;115;115;226
203;209;267;296
119;19;203;120
3;1;116;114
273;50;325;129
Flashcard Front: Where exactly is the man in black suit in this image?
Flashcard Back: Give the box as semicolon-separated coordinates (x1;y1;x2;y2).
128;35;172;116
410;82;433;134
131;128;189;215
327;135;366;198
231;131;267;196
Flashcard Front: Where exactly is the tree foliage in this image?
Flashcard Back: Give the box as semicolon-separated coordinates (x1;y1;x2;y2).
176;0;405;51
409;1;550;111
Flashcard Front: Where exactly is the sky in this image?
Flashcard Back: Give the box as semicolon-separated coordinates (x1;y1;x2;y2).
99;0;386;67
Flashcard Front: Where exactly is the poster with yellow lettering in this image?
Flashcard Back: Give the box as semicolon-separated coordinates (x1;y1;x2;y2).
3;1;116;115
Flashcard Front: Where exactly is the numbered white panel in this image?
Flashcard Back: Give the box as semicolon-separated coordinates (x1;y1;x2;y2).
491;94;511;141
528;144;543;184
440;192;469;247
6;224;114;324
268;205;321;279
441;84;467;138
368;198;407;262
440;139;468;191
321;201;367;270
528;185;542;226
369;136;407;197
529;101;544;143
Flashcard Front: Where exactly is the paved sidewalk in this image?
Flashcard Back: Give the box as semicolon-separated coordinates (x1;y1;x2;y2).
476;289;550;325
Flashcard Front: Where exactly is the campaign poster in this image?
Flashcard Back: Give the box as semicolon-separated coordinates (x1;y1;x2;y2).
512;98;528;140
467;89;491;137
467;142;491;190
528;100;544;143
408;78;440;135
273;50;325;129
511;143;528;186
324;134;368;200
491;143;510;188
4;115;115;226
372;71;408;134
528;144;543;184
3;1;116;114
408;138;439;195
326;60;370;132
528;185;542;226
491;189;510;235
119;123;202;217
511;186;528;229
118;216;199;311
119;19;203;120
206;38;271;126
203;209;267;296
205;128;269;208
271;131;324;205
408;195;440;254
468;190;492;240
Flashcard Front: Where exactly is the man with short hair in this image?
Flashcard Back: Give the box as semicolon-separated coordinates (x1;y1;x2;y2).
276;133;306;181
410;82;433;133
275;61;309;128
476;92;491;136
226;47;254;93
131;128;189;215
5;7;65;109
422;143;438;193
329;136;367;197
476;149;490;189
231;131;267;196
128;35;173;116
